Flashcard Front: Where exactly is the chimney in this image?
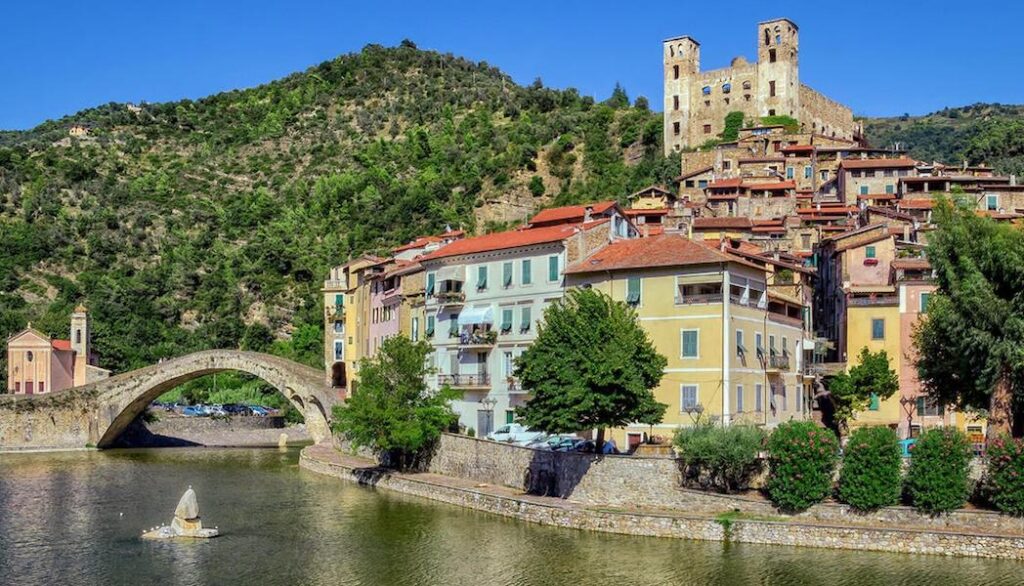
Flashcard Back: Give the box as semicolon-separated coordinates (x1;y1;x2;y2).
1011;175;1017;186
583;206;593;222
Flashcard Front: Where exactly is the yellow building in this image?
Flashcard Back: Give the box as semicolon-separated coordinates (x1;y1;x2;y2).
566;233;810;450
322;255;387;392
844;301;902;429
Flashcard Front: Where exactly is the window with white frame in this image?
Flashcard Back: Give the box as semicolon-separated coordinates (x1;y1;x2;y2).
755;383;763;412
680;329;699;358
736;384;744;412
680;385;699;411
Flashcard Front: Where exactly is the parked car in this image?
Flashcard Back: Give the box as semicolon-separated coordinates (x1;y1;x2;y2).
575;439;620;454
206;405;228;417
182;405;206;417
223;404;249;415
529;434;583;452
486;423;545;444
248;406;270;417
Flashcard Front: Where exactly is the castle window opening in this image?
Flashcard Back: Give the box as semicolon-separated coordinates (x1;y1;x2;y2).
768;109;776;116
776;34;782;45
769;81;776;97
724;97;730;105
769;49;776;63
742;80;751;90
722;83;731;93
670;46;675;57
702;85;711;95
764;29;770;46
685;180;695;188
744;94;751;102
722;160;731;170
673;65;679;79
704;100;711;107
673;95;679;110
703;124;712;134
673;122;681;136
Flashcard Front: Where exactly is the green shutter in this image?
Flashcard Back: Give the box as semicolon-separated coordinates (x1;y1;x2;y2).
449;316;459;336
425;316;435;336
477;266;488;289
682;330;698;357
501;309;513;333
920;293;931;314
548;255;559;281
885;184;894;194
520;307;532;332
426;273;435;296
860;185;869;195
506;410;515;424
626;277;641;304
334;294;344;307
503;262;513;287
865;246;876;259
521;259;532;285
869;393;880;411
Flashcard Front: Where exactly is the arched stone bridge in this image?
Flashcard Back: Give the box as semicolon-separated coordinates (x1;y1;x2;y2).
0;350;341;450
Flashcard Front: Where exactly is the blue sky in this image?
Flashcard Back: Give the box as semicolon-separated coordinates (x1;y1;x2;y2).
2;0;1020;130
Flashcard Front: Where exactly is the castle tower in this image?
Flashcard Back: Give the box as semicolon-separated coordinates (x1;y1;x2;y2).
71;304;89;385
663;36;700;155
755;18;800;121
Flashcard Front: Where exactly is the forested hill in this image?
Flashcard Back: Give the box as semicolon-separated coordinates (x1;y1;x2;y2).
0;41;676;381
862;103;1024;176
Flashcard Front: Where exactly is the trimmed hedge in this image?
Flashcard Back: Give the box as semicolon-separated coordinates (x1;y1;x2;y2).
766;421;839;512
838;426;902;511
673;424;765;493
905;428;972;514
986;435;1024;516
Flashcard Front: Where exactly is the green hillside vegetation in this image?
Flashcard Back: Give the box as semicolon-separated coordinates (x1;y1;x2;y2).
0;41;677;392
862;103;1024;175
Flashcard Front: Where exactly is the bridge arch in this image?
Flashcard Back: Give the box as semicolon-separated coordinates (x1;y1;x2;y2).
0;350;339;450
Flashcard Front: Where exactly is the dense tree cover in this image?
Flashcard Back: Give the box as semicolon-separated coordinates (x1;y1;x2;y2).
514;288;667;451
913;199;1024;438
863;103;1024;176
0;43;679;392
826;348;899;434
330;336;457;470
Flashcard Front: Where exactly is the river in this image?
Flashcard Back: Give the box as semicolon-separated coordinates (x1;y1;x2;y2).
0;447;1020;585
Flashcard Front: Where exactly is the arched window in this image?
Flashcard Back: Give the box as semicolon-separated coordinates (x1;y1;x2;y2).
669;46;675;57
742;80;751;90
722;83;731;94
75;329;82;344
702;86;711;95
764;29;770;46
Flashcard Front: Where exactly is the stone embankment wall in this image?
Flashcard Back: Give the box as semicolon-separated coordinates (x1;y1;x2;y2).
303;443;1024;560
115;415;310;448
425;433;1024;538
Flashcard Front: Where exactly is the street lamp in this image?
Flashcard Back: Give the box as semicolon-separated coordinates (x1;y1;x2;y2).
899;396;916;438
683;403;705;426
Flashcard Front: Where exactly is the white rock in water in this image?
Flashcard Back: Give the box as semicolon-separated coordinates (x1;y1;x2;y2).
174;487;200;520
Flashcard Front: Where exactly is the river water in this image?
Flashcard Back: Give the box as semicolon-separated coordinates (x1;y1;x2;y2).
0;447;1020;586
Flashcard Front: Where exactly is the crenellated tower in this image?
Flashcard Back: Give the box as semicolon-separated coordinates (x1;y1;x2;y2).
663;35;700;154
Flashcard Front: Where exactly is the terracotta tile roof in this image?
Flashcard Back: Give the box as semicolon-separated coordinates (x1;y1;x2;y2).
623;208;669;216
392;236;443;253
418;224;588;261
839;157;917;170
385;260;423;278
752;225;787;233
565;233;750;274
692;217;753;230
746;180;795;191
899;199;936;210
51;339;72;351
782;145;815;153
644;225;666;236
528;201;617;226
707;178;744;189
857;193;897;201
629;185;675;199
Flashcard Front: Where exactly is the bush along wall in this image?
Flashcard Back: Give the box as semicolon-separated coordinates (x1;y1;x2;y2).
985;435;1024;516
837;426;902;511
673;424;764;493
765;421;839;512
905;428;972;514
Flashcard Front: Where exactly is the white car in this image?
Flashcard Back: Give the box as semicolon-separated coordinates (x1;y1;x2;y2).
486;423;545;445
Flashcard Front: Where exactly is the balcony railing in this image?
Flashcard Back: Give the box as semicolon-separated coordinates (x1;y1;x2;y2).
848;296;899;307
323;279;348;289
438;374;491;388
676;293;723;305
766;354;790;371
434;291;465;305
506;377;526;394
459;330;497;347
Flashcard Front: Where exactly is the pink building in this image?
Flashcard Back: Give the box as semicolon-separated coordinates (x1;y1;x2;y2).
366;268;403;356
5;306;109;394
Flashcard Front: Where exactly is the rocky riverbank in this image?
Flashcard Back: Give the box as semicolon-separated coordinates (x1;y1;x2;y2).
115;413;310;448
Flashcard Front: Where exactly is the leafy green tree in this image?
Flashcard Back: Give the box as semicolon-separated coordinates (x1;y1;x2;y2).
765;421;839;512
827;348;899;433
837;426;902;511
674;424;765;493
914;199;1024;439
905;427;972;514
515;288;667;451
331;336;457;470
985;435;1024;515
528;175;545;197
605;83;629;109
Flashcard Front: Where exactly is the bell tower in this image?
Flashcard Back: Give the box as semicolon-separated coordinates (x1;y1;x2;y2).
756;18;800;121
663;35;700;155
71;304;90;384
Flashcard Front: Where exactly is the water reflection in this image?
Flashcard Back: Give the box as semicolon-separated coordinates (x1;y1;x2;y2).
0;448;1020;585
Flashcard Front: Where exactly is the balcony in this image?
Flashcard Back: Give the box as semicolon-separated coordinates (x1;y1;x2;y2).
323;278;348;290
506;377;526;394
676;293;723;305
848;296;898;307
438;374;491;389
325;304;345;318
765;354;790;372
434;291;465;306
458;329;497;348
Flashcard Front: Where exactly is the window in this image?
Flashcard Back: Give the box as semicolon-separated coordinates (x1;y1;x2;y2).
520;306;532;332
769;335;776;355
755;383;763;412
781;386;788;410
723;160;731;170
521;259;532;285
801;233;811;249
786;167;794;179
775;34;781;45
685;180;695;188
851;170;862;178
626;276;641;305
769;48;777;63
884;169;894;177
673;65;679;79
742;80;751;90
680;385;699;411
506;410;515;425
75;329;82;344
503;262;513;288
736;330;746;356
865;245;876;259
820;170;828;181
796;385;802;412
477;266;488;290
871;318;885;340
426;272;436;296
703;124;712;134
920;292;932;314
987;194;999;211
411;317;420;341
769;81;776;97
425;315;435;337
547;255;559;282
804;165;812;179
722;83;731;93
697;179;708;189
702;85;711;95
755;332;764;356
500;308;513;333
503;351;514;377
681;329;699;358
782;337;789;357
858;185;869;196
673;122;681;136
916;396;944;416
449;315;459;337
869;393;880;411
768;109;776;116
334;341;344;360
736;385;744;412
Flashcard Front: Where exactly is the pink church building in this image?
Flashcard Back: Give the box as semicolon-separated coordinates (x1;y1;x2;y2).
5;305;109;394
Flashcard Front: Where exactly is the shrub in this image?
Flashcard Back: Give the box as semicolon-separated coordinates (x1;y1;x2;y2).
985;435;1024;515
765;421;839;512
838;426;902;511
673;424;765;493
905;428;971;514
